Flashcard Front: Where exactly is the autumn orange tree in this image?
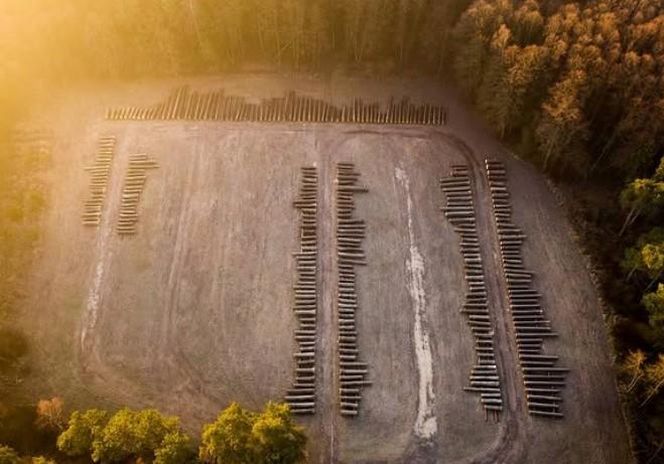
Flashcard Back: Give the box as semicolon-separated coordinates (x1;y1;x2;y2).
452;0;664;179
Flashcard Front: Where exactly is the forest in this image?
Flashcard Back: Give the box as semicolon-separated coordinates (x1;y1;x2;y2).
0;400;306;464
1;0;664;461
3;0;663;177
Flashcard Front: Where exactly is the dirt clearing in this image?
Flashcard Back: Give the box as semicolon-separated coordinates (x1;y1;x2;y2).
17;74;630;463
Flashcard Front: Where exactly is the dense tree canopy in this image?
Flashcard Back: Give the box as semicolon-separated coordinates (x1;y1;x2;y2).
616;158;664;460
452;0;664;179
56;409;111;457
57;408;193;463
200;403;255;464
200;402;306;464
52;403;304;464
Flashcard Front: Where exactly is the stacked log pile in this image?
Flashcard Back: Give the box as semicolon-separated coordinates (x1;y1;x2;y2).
440;165;502;419
335;162;371;417
116;154;158;236
82;136;116;227
285;166;319;415
485;158;567;419
106;87;446;126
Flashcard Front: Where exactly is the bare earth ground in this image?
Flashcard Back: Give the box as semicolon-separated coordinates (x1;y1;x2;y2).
17;74;631;463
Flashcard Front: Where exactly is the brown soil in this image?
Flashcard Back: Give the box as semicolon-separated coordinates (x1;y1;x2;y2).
17;73;631;463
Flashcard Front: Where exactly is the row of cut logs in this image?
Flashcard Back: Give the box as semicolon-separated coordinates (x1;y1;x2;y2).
106;87;446;126
116;154;158;236
485;158;567;419
82;136;116;227
440;165;502;420
336;162;371;417
285;166;319;415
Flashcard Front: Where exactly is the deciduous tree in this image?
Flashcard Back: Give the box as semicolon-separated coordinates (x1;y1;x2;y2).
642;354;664;406
91;408;181;463
621;349;647;392
200;402;307;464
200;402;256;464
35;397;65;432
0;445;20;464
643;284;664;327
154;431;196;464
57;409;110;457
619;169;664;235
251;402;307;464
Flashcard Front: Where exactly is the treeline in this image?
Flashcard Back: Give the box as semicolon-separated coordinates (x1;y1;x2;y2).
452;0;664;180
2;0;466;141
1;400;306;464
449;0;664;459
3;0;469;84
610;159;664;461
4;0;663;180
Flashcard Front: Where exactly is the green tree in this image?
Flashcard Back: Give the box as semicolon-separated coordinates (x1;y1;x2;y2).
31;457;55;464
91;408;182;463
622;228;664;281
642;354;664;406
536;70;590;174
643;284;664;327
0;445;20;464
154;431;196;464
619;164;664;235
200;403;256;464
621;349;647;392
200;402;306;464
57;409;110;457
58;408;191;463
251;402;307;464
641;243;664;289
